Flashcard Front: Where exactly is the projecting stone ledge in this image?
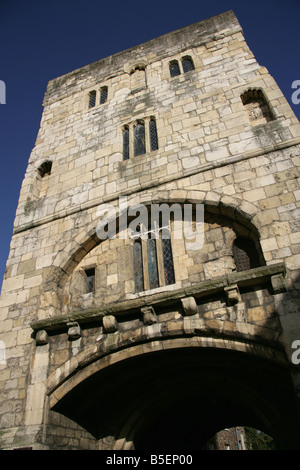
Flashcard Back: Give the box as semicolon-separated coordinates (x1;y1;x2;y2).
30;262;286;339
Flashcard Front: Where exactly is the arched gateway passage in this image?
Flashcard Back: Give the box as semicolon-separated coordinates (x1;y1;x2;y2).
38;194;300;450
50;340;300;450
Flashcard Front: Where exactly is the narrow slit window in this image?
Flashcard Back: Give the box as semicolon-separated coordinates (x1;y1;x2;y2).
133;240;144;293
147;238;159;289
100;86;108;104
85;268;95;293
88;90;96;108
149;119;158;152
134;122;146;157
123;126;130;160
162;237;175;285
182;56;195;73
169;60;181;77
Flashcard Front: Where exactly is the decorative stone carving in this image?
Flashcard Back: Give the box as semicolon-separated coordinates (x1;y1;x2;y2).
141;306;157;325
67;322;82;340
103;315;118;333
181;297;197;316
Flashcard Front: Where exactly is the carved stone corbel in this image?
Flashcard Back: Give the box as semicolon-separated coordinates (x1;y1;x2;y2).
35;329;48;345
67;322;82;340
103;315;118;333
181;297;197;316
141;306;157;325
224;284;240;305
271;273;286;294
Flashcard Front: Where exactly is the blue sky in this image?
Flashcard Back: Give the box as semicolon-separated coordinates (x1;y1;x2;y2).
0;0;299;289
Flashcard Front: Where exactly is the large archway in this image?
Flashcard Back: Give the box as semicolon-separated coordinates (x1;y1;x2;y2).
51;342;300;450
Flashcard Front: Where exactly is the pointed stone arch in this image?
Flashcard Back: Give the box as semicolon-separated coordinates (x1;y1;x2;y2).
52;190;261;283
37;191;264;320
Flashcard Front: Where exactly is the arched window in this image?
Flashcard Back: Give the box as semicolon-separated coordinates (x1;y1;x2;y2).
182;56;195;73
123;126;130;160
169;60;181;77
36;160;52;199
38;160;52;178
133;228;175;293
123;117;159;160
149;118;158;151
130;65;146;89
233;237;260;272
134;121;146;156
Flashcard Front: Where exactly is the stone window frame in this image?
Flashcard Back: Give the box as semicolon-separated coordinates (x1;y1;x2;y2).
232;237;261;272
37;160;52;178
132;223;175;293
122;116;159;161
87;84;109;110
34;160;53;199
168;54;195;78
83;266;96;294
240;88;275;125
129;64;147;91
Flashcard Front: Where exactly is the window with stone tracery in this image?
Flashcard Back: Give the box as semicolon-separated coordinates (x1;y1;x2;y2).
123;117;159;160
133;225;175;293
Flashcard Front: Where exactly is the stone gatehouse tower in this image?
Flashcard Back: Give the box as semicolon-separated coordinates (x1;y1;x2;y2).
1;11;300;450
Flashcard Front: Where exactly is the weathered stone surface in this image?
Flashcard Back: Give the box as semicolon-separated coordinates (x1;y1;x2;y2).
141;306;157;325
67;322;82;340
181;296;197;316
102;315;118;333
35;329;48;345
0;10;300;450
224;284;241;305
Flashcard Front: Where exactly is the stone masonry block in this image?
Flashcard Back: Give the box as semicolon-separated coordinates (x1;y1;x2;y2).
35;329;48;345
103;315;118;333
181;297;198;316
141;306;157;325
67;322;82;340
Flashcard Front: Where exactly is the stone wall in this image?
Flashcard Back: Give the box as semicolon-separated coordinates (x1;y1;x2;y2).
0;11;300;449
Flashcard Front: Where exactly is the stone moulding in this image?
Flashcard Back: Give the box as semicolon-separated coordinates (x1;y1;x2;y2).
30;262;286;337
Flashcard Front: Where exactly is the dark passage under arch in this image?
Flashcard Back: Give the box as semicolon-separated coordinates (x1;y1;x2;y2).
51;346;300;450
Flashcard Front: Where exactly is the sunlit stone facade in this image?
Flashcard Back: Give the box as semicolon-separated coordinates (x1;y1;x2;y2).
1;11;300;450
